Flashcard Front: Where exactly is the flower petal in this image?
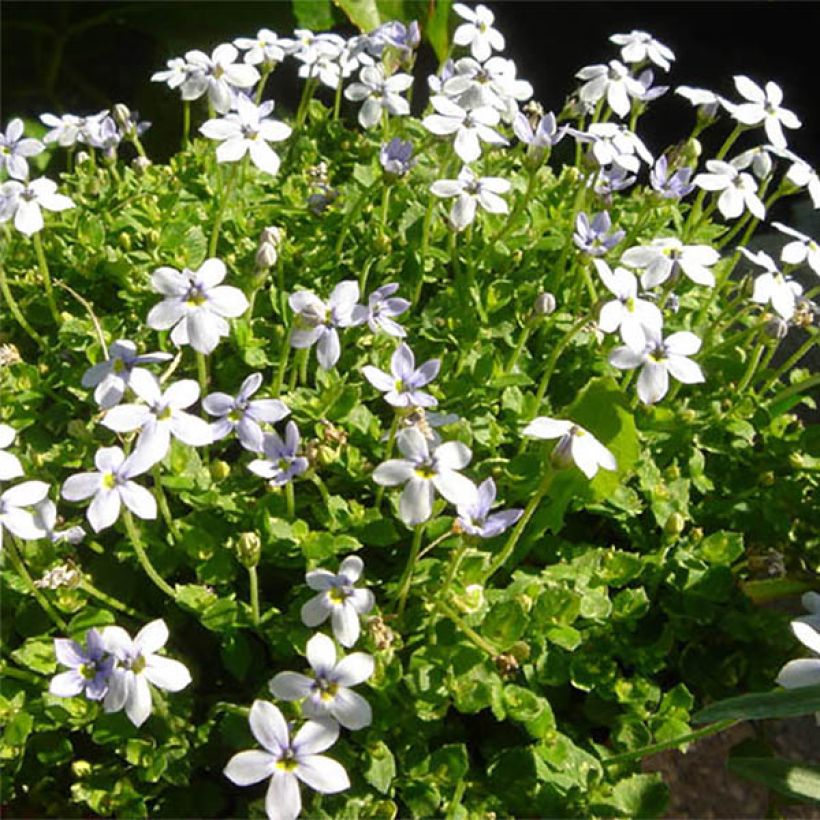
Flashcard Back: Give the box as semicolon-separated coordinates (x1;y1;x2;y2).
249;699;289;754
224;750;277;786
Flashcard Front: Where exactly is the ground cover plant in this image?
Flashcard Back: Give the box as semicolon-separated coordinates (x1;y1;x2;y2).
1;2;820;816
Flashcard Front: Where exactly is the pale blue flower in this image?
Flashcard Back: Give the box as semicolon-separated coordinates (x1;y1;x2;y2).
248;421;308;486
363;343;439;407
456;478;522;538
364;283;410;336
573;211;624;256
50;629;114;701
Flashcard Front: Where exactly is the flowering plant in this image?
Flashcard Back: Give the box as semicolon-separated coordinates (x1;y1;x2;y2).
2;2;819;816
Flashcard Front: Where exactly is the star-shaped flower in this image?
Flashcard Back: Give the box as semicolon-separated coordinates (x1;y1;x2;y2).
423;96;507;164
0;424;23;481
344;65;413;129
455;477;522;538
523;418;616;479
363;283;410;336
0;480;49;547
50;629;114;701
181;44;260;114
0;118;45;181
693;160;766;221
621;238;720;289
727;75;801;149
610;31;675;72
773;222;820;276
740;247;803;320
576;60;644;118
363;343;440;408
247;421;309;485
429;166;510;232
776;621;820;691
0;177;74;236
452;3;505;62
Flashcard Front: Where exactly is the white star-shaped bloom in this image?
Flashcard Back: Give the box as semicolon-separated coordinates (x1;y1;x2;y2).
234;29;286;66
452;3;505;62
0;177;74;236
0;424;23;482
200;95;291;175
593;259;662;351
343;65;413;129
0;480;49;547
609;329;705;405
740;247;803;320
576;60;645;118
429;166;510;232
610;31;675;71
442;56;532;122
522;418;616;479
0;118;45;181
693;160;765;221
621;237;720;288
727;76;801;150
582;123;653;174
776;621;820;691
182;44;260;114
423;95;507;163
772;222;820;276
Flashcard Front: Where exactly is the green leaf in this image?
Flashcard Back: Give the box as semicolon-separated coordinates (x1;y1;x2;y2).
11;638;57;674
333;0;381;30
292;0;334;29
4;710;33;746
68;606;116;636
483;599;528;648
424;0;452;64
365;740;396;794
693;684;820;724
430;743;469;783
699;531;744;565
609;773;669;818
728;757;820;804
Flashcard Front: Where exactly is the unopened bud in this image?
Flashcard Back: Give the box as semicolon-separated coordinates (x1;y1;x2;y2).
455;584;485;613
255;242;278;270
260;226;284;247
690;527;703;543
131;156;152;174
664;464;680;481
680;137;702;168
236;532;261;568
550;435;574;471
534;292;556;316
72;760;93;778
75;151;91;166
210;460;230;481
664;512;686;537
113;104;132;128
679;408;697;423
759;471;775;487
494;653;519;677
765;316;789;340
317;444;338;467
509;641;531;662
789;452;805;470
119;233;132;252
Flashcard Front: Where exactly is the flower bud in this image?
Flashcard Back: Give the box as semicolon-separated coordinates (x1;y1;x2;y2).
118;233;132;252
789;452;805;470
509;641;531;662
131;156;152;174
534;292;556;316
255;242;278;270
260;226;284;247
75;151;91;166
494;653;520;677
236;532;261;569
764;316;789;339
550;436;574;471
664;464;680;481
72;760;93;778
759;471;775;487
317;444;338;466
454;584;485;613
210;460;230;481
664;512;686;537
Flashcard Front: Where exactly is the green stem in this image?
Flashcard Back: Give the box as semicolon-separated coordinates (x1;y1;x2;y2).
32;232;61;325
414;198;436;305
755;330;819;397
196;351;209;396
0;260;45;348
182;101;191;147
735;333;767;394
55;281;107;355
438;538;468;599
505;321;533;374
248;566;260;626
255;67;272;104
481;468;554;584
335;185;373;257
493;163;540;243
0;662;43;684
122;510;175;599
375;413;401;509
273;329;292;397
5;537;67;630
333;72;344;120
437;600;498;657
603;719;738;766
152;465;179;541
208;162;240;257
285;482;295;519
766;372;820;408
396;525;425;617
532;316;590;412
78;578;144;619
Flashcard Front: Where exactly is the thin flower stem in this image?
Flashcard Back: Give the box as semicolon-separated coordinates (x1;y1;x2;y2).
505;321;533;375
208;161;240;257
333;73;345;120
413;198;436;305
5;536;67;630
481;468;554;584
309;473;331;507
255;67;272;104
272;328;292;397
755;330;819;397
493;162;540;243
182;101;191;147
766;372;820;408
603;719;738;766
552;182;587;293
32;232;61;325
418;530;458;561
78;577;144;619
532;316;590;413
288;349;306;393
335;184;374;257
396;524;425;617
752;339;779;388
380;184;391;227
55;281;107;356
299;346;309;385
248;565;260;626
295;76;319;128
375;413;401;509
436;599;498;657
285;482;295;519
736;333;767;394
152;465;179;541
196;351;209;396
438;538;468;598
0;261;45;348
0;662;43;684
122;509;175;599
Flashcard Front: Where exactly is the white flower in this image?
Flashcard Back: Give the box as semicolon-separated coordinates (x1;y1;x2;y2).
33;499;85;545
610;31;675;72
784;157;820;208
609;329;705;405
300;555;375;647
204;373;289;452
182;44;260;114
423;95;507;163
234;29;286;66
270;633;374;730
150;57;190;91
522;418;616;479
146;258;249;355
0;480;49;547
373;427;477;526
675;86;721;111
442;56;532;121
101;371;212;468
289;281;366;370
797;591;820;631
0;119;45;181
39;112;83;147
731;146;774;181
200;96;291;175
61;446;157;533
452;3;505;62
429;166;510;232
102;619;192;727
772;222;820;276
740;247;803;320
693;160;765;221
576;60;644;118
81;339;173;410
0;424;23;482
621;238;720;288
0;177;74;236
344;65;413;129
727;76;801;150
593;259;662;351
583;123;653;174
224;700;349;820
776;621;820;691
